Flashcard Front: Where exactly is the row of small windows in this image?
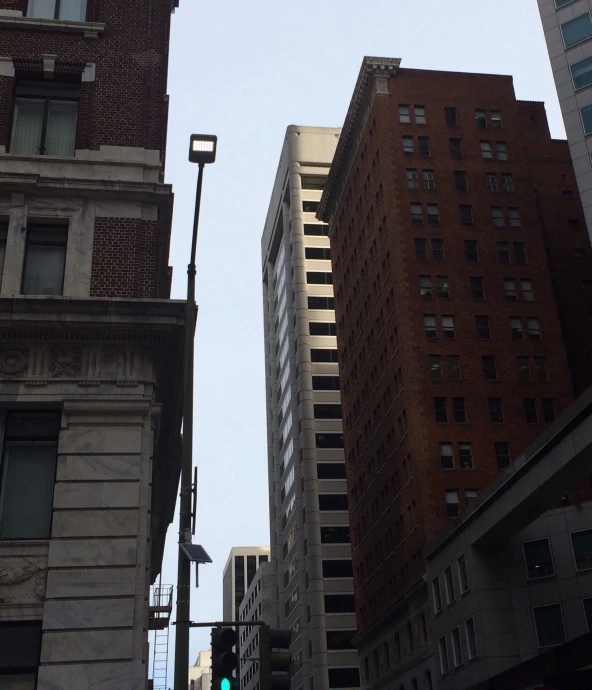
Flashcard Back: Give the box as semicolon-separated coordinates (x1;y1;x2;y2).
418;274;532;300
423;313;541;339
399;104;502;129
305;247;331;260
407;168;515;193
430;352;548;382
403;135;508;161
410;202;520;227
433;396;555;425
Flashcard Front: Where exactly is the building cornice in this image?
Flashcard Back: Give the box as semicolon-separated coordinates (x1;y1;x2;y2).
317;56;400;224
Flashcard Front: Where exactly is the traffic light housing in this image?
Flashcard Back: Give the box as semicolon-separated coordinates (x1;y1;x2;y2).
260;625;291;690
211;627;239;690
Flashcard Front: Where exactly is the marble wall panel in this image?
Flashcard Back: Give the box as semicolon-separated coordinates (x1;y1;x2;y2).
47;538;137;567
51;510;139;538
40;629;133;662
37;661;132;690
46;567;136;598
53;482;139;509
56;454;141;481
44;598;134;629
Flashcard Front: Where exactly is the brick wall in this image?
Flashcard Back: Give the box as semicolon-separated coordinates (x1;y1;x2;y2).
90;218;159;298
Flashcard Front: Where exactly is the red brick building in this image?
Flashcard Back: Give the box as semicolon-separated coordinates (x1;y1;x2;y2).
318;57;592;683
0;1;183;687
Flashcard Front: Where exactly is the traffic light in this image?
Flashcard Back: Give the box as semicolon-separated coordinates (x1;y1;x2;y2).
211;627;239;690
259;624;291;690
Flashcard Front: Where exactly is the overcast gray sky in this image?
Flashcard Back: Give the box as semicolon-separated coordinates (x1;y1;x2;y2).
157;0;563;679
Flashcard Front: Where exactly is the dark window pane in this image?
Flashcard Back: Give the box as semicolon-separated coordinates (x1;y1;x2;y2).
324;594;355;613
310;322;336;336
319;494;348;511
445;107;458;126
453;398;466;422
326;631;356;650
306;271;332;285
432;239;444;261
571;529;592;571
308;296;334;309
542;399;555;424
317;463;346;479
321;527;351;544
450;138;463;158
482;356;497;380
434;397;448;423
322;560;353;578
328;668;360;688
429;355;442;379
305;247;331;260
303;200;319;212
414;238;427;260
465;240;479;262
312;376;340;391
524;398;538;424
315;433;344;449
476;315;490;339
448;355;461;379
304;224;329;236
0;622;42;668
314;404;342;420
495;442;510;469
534;604;566;647
523;539;554;580
488;398;504;424
311;349;339;363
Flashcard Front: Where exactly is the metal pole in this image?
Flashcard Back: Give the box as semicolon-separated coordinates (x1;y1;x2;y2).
174;162;205;690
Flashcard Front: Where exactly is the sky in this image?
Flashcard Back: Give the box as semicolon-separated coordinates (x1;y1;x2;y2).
156;0;564;681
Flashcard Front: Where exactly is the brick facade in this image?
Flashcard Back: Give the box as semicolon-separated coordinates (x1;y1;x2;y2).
319;65;592;636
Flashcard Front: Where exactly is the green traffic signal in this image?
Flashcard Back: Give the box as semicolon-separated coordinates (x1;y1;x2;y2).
221;679;231;690
219;677;237;690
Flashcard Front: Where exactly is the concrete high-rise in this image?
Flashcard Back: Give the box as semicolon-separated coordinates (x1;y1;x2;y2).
537;0;592;243
223;547;270;623
261;127;360;690
317;56;592;688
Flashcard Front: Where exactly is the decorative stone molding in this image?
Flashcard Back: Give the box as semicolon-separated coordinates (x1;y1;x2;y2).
49;345;82;377
0;558;48;603
0;348;28;376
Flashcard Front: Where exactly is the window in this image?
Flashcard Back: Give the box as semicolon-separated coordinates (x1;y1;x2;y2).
322;560;353;578
510;317;523;340
517;356;531;381
308;297;335;310
458;554;469;593
523;538;554;580
476;315;490;339
317;464;346;479
432;238;444;261
581;104;592;135
520;279;534;301
527;318;540;340
399;104;411;123
508;207;521;227
465;618;478;659
304;224;329;236
432;577;443;613
561;13;592;48
470;276;485;300
306;272;332;285
314;404;341;420
496;141;508;161
556;0;576;6
514;242;527;264
414;105;426;125
414;238;427;260
419;275;432;298
534;604;566;647
464;488;477;505
303;200;319;212
584;598;592;632
384;641;390;671
445;107;458;126
406;622;414;654
495;442;510;469
327;668;360;688
492;207;504;227
534;357;548;382
454;170;468;191
423;169;436;190
486;173;498;192
407;169;419;189
315;432;343;448
429;355;443;379
502;174;515;192
482;355;497;381
21;223;68;296
459;205;473;225
402;136;414;154
438;636;450;675
452;398;466;423
310;323;336;336
0;621;42;688
410;203;423;224
449;138;463;158
27;0;87;20
524;398;538;424
571;56;592;90
0;223;7;281
324;595;355;613
447;355;461;380
442;315;455;338
440;443;453;469
427;204;440;224
504;279;517;300
480;141;492;159
434;397;448;423
571;529;592;571
326;630;355;651
491;110;503;129
12;80;79;156
305;247;331;260
321;527;350;544
0;412;61;539
319;494;348;511
497;241;510;264
446;489;459;516
311;349;339;362
451;627;463;667
475;109;487;128
424;315;437;338
437;276;449;298
418;136;430;156
459;442;472;468
488;398;504;424
542;399;555;424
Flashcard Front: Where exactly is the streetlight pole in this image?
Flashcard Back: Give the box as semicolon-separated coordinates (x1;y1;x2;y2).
174;135;217;690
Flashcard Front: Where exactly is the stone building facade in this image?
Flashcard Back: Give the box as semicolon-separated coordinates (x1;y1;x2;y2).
317;56;592;688
0;1;183;688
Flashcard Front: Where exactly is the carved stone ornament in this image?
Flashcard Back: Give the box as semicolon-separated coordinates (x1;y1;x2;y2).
0;349;28;376
49;345;82;377
0;558;48;603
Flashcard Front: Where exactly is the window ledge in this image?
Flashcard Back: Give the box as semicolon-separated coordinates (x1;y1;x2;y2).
0;15;105;37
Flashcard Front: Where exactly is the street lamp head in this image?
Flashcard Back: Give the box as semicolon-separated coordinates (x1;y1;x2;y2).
189;134;217;164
